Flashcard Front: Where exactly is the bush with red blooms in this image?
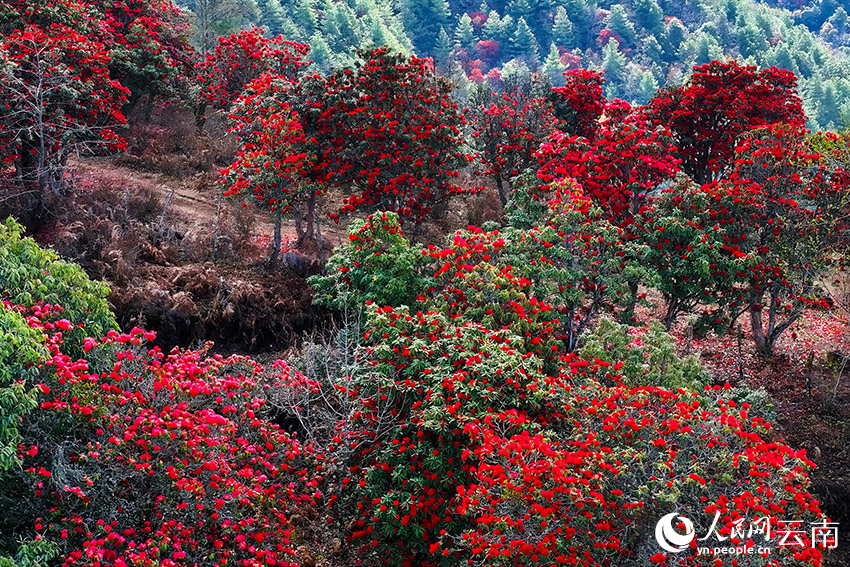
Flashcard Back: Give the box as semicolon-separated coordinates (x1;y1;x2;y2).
340;303;827;567
467;82;556;205
221;72;326;246
197;27;310;110
536;113;680;225
631;178;754;331
698;126;850;355
0;24;129;200
295;48;470;226
0;0;194;106
1;301;324;567
548;69;606;139
644;61;805;184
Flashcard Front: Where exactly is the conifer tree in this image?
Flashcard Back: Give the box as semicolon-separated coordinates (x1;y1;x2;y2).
552;6;574;47
506;0;533;21
542;42;565;84
482;10;503;40
400;0;451;53
632;0;663;35
607;5;636;47
455;13;477;49
434;27;453;69
601;38;626;97
511;16;540;64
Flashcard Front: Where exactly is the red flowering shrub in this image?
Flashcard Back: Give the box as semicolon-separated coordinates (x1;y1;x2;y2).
698;126;850;354
468;85;556;204
341;304;828;567
197;27;309;110
3;303;323;567
0;24;129;203
644;61;805;184
548;69;605;139
536;115;680;225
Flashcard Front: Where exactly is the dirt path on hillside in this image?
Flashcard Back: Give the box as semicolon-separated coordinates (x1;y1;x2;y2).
69;159;347;249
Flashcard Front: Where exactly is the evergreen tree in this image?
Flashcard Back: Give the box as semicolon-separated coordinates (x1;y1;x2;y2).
479;0;490;13
632;0;663;35
770;44;798;74
511;16;540;64
635;68;658;104
400;0;451;53
482;10;503;40
434;26;453;69
663;17;687;60
506;0;533;21
687;31;724;66
602;38;626;97
287;0;317;36
639;35;664;66
552;6;575;47
455;13;477;49
607;4;637;47
737;17;770;59
542;42;565;84
563;0;596;49
308;30;335;72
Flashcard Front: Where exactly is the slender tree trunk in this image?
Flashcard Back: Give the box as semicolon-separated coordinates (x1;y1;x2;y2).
663;297;678;332
269;212;282;265
750;307;773;356
495;176;507;206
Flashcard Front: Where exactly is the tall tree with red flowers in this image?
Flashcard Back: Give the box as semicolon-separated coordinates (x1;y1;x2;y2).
548;68;606;139
299;48;470;230
0;25;129;215
644;60;805;184
536;113;681;225
467;80;555;205
704;126;850;354
197;26;310;111
222;72;324;261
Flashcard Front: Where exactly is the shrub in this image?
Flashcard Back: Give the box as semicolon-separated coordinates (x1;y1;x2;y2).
0;218;115;356
7;310;323;567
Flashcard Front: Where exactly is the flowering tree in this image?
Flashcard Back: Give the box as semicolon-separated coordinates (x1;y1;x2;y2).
0;25;129;214
645;60;805;184
221;72;319;261
632;179;754;331
703;126;850;354
197;27;310;111
302;48;470;228
467;82;555;205
548;68;605;139
536;113;680;225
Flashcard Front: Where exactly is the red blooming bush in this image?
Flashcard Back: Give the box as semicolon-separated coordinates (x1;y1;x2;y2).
548;69;606;139
468;83;556;205
2;303;324;567
536;115;680;225
340;304;828;567
197;27;309;110
644;61;805;184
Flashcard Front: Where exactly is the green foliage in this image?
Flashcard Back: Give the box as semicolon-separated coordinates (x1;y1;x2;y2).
0;218;115;356
0;539;59;567
576;317;710;391
308;212;425;311
0;307;45;472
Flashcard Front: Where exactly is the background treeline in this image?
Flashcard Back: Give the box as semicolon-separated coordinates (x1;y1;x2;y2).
179;0;850;131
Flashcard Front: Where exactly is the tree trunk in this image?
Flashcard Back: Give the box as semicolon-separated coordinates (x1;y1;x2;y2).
269;212;282;265
495;176;507;206
750;308;774;356
663;297;678;332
